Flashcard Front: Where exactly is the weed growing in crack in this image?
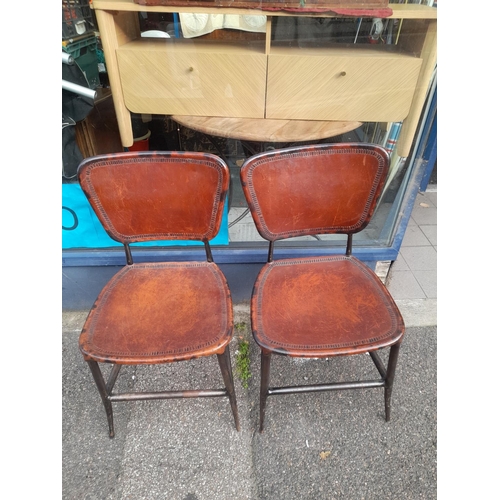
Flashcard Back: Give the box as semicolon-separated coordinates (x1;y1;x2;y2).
234;322;251;388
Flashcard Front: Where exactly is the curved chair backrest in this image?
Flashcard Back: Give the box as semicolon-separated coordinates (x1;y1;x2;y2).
240;143;389;243
78;151;229;247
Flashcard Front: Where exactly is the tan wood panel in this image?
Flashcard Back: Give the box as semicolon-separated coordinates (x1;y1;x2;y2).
121;38;266;54
396;19;437;157
117;40;267;117
95;10;140;146
171;115;362;142
265;17;272;55
92;0;436;148
266;47;422;122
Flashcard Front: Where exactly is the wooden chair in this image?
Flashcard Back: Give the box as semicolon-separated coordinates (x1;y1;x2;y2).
77;151;239;437
240;143;405;432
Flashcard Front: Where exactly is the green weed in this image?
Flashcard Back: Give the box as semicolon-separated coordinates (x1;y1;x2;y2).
234;322;251;388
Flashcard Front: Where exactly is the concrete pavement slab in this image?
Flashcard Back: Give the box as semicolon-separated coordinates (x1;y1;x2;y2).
63;308;436;500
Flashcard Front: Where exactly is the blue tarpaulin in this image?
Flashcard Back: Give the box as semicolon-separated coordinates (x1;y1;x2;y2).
62;183;229;249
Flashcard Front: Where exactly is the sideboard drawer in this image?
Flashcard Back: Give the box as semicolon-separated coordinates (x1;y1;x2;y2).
266;45;423;122
117;39;267;118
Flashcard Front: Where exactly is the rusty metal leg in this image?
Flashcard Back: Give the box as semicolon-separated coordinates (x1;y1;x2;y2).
384;343;401;422
217;348;240;431
259;351;272;433
87;360;115;438
106;364;122;394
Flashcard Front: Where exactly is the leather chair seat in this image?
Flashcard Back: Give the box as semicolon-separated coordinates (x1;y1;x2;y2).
252;255;404;357
80;261;232;365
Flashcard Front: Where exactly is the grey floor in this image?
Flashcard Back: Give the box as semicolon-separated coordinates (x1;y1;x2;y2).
62;185;438;500
385;186;437;327
62;316;437;500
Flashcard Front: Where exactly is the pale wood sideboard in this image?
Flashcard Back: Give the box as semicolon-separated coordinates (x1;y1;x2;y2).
92;0;436;157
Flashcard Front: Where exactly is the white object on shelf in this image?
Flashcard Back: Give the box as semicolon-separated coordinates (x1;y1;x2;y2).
141;30;171;38
179;13;266;38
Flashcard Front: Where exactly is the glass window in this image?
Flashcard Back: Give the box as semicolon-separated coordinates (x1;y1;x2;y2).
62;1;437;257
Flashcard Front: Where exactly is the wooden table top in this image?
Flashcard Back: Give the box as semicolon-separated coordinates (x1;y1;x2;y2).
171;116;362;143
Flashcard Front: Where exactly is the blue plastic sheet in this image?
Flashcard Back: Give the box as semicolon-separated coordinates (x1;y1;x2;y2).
62;183;229;249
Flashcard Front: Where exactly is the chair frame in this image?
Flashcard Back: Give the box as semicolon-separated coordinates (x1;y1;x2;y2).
77;151;240;437
240;143;405;432
258;342;401;432
86;348;239;438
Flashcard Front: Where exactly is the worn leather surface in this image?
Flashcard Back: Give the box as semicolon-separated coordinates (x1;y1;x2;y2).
80;261;233;364
77;151;232;364
78;151;229;244
240;143;389;241
252;255;404;356
242;143;404;357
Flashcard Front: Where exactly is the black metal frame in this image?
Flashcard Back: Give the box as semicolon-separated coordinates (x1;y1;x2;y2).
258;344;401;432
257;206;402;432
87;230;240;437
87;345;240;438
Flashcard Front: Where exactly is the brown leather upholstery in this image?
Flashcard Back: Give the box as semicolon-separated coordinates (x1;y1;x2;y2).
241;144;388;241
80;262;232;365
240;143;405;431
78;151;228;244
253;256;404;357
77;151;239;437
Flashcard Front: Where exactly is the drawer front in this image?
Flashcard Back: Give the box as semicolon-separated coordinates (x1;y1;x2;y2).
117;48;267;118
266;52;423;122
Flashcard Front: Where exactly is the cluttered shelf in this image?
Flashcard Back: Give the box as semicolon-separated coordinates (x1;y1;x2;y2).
91;0;437;19
91;0;436;155
63;0;437;256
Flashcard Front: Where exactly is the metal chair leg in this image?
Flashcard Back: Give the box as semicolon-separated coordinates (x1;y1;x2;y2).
259;351;272;432
87;360;115;438
217;348;240;431
384;343;401;422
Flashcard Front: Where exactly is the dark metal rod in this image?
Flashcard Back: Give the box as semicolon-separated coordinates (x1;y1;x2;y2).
385;343;401;422
106;364;122;394
267;241;275;263
109;389;227;402
124;243;133;265
87;360;115;438
268;379;384;396
217;348;241;431
204;241;213;262
369;351;387;378
346;233;353;256
260;351;272;432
